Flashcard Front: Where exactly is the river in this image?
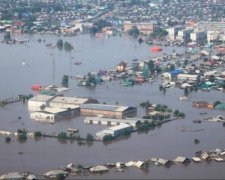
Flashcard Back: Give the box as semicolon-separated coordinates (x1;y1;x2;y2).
0;33;224;179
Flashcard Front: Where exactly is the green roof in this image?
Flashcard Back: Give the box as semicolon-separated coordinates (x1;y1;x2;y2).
215;104;225;109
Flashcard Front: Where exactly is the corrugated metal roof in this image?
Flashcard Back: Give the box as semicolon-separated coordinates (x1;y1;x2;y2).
50;96;89;105
109;123;132;131
81;104;128;112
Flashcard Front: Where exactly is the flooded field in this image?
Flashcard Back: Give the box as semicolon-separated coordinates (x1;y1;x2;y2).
0;34;225;178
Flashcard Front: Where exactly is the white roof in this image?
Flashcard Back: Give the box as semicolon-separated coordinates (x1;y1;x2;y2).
192;157;201;162
135;161;144;168
50;96;89;105
157;158;168;165
44;107;69;114
174;156;188;163
89;165;109;172
44;170;67;177
125;161;135;167
29;95;55;102
0;172;24;180
109;123;132;131
116;106;129;112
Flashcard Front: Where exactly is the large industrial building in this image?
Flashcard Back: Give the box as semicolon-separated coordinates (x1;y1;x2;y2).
49;96;98;108
80;104;137;119
28;94;98;122
28;95;97;111
30;106;80;123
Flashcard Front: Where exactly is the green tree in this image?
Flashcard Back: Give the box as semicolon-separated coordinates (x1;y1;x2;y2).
169;64;175;71
129;25;140;37
148;60;155;72
4;32;11;41
62;75;69;87
173;110;180;117
90;19;112;34
64;41;73;52
159;85;164;92
34;131;42;138
184;87;189;97
58;132;68;139
86;133;94;141
5;137;11;143
57;39;63;49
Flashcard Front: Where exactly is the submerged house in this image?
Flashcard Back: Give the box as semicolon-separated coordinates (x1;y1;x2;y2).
117;61;127;72
192;101;214;109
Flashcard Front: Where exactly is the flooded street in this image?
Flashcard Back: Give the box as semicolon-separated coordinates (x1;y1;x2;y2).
0;34;225;178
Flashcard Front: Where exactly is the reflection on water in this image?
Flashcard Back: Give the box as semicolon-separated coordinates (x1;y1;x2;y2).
0;34;225;178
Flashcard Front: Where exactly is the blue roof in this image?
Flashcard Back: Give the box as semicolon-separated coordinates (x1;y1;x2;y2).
169;69;183;75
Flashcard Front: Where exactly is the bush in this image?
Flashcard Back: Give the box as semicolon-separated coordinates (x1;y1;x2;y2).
86;133;94;141
17;133;27;141
17;129;27;134
5;137;11;143
57;39;63;49
194;138;200;144
58;132;68;139
17;129;27;141
223;122;225;127
64;41;74;52
34;131;42;138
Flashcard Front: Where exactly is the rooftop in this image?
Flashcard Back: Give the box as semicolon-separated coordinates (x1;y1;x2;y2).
50;96;90;105
29;94;56;102
81;104;129;112
109;123;132;131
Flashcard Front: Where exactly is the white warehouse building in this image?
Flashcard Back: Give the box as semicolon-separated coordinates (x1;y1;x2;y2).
96;123;133;141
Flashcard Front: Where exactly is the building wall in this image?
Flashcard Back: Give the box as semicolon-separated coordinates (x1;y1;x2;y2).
123;21;155;35
193;101;214;109
81;109;123;118
30;108;80;122
28;101;48;112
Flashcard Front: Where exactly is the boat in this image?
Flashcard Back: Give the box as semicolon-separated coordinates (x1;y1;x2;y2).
31;84;42;91
151;46;162;52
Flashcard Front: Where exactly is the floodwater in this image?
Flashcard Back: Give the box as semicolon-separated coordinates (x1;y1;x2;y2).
0;34;225;179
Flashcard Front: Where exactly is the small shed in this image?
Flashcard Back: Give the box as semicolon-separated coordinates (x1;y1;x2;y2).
117;61;127;72
135;161;144;168
174;156;190;163
44;170;68;178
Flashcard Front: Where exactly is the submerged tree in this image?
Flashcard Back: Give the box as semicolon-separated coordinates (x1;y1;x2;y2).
129;25;140;37
184;87;189;97
61;75;69;87
86;133;94;141
64;41;73;52
57;39;63;49
4;32;11;41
